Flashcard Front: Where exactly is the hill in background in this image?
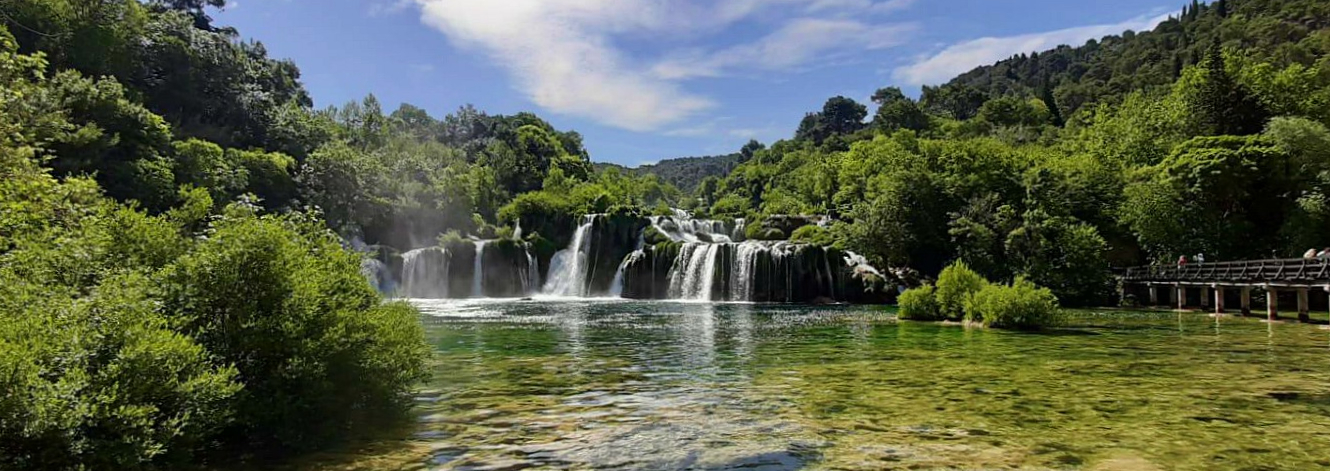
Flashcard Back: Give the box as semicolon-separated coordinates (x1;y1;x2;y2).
596;153;740;192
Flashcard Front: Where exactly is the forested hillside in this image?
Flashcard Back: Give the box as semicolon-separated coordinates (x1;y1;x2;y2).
924;0;1330;120
694;0;1330;306
595;152;741;191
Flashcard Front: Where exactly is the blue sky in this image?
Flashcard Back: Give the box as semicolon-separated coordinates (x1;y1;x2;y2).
214;0;1178;166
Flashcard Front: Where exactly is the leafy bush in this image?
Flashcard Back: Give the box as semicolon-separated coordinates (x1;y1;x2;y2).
789;225;836;246
161;208;429;453
964;278;1061;329
897;285;942;320
0;273;240;470
935;261;987;320
498;190;579;249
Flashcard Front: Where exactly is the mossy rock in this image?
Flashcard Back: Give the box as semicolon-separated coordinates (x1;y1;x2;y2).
745;224;787;241
643;225;671;245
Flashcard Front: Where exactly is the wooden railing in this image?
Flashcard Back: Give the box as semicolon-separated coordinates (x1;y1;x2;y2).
1122;258;1330;284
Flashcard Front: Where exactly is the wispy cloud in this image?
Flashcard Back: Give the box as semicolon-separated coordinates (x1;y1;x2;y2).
368;0;412;17
653;19;916;80
411;0;916;132
893;11;1173;86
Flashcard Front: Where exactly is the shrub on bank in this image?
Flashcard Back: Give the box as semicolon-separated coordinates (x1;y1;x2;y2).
964;278;1061;330
935;261;987;320
789;225;836;246
895;261;1062;329
162;208;429;454
897;284;942;320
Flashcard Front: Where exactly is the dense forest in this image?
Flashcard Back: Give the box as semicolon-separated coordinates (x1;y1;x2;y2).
3;0;1330;468
595;152;741;192
685;0;1330;306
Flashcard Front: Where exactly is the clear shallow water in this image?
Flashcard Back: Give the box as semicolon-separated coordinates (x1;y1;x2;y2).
310;300;1330;471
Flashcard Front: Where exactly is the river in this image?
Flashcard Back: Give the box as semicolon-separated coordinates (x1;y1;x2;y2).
300;300;1330;470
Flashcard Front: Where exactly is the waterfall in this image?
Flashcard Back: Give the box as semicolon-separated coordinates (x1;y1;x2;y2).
650;211;734;244
471;241;488;298
607;250;638;297
669;243;721;300
402;247;449;299
543;216;595;297
729;242;763;301
525;248;540;294
513;220;523;240
732;218;747;242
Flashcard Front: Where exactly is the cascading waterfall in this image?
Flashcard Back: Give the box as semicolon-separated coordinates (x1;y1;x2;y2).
471;241;488;298
390;209;886;303
525;250;540;294
402;247;449;299
729;243;763;301
544;215;596;297
669;243;723;300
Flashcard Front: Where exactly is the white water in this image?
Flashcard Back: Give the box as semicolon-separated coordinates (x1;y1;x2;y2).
729;243;764;301
544;216;595;297
471;241;488;298
525;249;540;294
402;247;449;299
669;243;721;300
607;251;637;297
651;210;735;244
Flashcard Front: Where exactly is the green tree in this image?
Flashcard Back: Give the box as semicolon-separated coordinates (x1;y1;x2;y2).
871;87;928;132
1178;48;1269;136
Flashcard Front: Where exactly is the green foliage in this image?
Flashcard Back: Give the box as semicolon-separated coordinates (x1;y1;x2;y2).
1005;211;1114;306
871;87;928;132
744;223;787;241
897;285;942;320
964;278;1062;329
160;209;428;452
0;34;428;464
0;273;240;470
789;225;836;246
935;261;988;320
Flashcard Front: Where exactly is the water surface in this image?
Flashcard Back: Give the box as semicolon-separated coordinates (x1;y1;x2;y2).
315;300;1330;470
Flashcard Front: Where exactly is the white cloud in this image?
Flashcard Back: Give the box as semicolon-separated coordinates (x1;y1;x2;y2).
893;11;1173;86
653;19;915;80
412;0;916;132
806;0;915;15
414;0;714;131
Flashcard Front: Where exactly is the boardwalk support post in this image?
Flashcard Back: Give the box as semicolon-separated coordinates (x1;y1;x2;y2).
1149;284;1159;306
1214;286;1225;314
1297;287;1310;323
1176;285;1186;311
1267;286;1279;321
1200;286;1210;308
1241;287;1252;316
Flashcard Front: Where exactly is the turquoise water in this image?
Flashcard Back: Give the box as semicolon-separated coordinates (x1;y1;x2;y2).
305;300;1330;470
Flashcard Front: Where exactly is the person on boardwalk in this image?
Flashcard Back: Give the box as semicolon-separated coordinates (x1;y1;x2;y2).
1177;255;1188;267
1305;248;1319;259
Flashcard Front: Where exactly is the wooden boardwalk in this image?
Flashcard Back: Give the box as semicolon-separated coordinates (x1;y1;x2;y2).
1120;258;1330;322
